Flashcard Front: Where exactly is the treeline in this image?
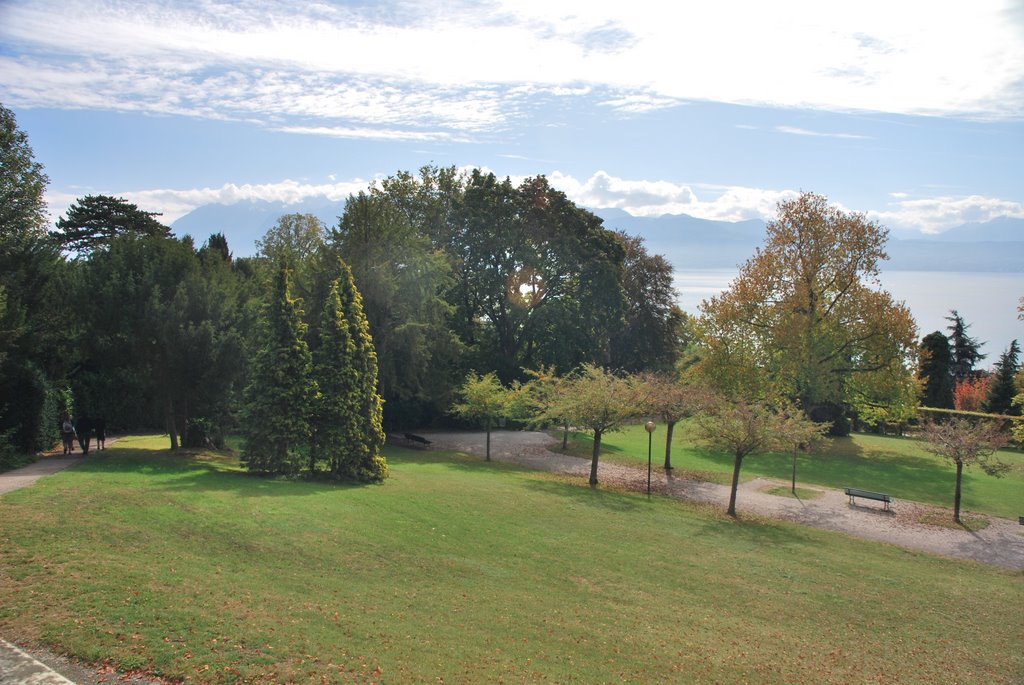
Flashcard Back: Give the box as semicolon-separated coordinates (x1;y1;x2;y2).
0;106;686;465
3;102;1021;475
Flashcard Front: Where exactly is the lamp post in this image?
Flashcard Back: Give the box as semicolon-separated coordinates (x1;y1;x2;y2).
645;421;656;496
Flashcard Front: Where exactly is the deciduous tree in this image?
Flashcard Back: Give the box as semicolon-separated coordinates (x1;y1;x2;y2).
543;365;641;486
332;191;458;426
920;419;1009;523
450;372;515;461
696;397;821;516
609;232;685;373
637;373;707;470
698;192;917;434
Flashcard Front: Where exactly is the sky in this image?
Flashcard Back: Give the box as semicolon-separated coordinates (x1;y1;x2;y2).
1;0;1023;353
2;0;1023;235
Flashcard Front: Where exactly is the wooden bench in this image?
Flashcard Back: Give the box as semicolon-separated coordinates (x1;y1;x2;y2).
844;487;892;511
403;432;432;447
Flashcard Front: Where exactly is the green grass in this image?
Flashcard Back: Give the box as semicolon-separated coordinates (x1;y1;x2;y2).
0;436;1021;684
565;422;1024;519
763;486;823;500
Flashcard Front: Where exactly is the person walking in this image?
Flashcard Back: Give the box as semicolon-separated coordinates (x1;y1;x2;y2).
60;414;75;454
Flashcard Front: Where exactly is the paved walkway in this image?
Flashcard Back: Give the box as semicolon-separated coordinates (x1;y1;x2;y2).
0;640;74;685
419;430;1024;571
0;456;84;496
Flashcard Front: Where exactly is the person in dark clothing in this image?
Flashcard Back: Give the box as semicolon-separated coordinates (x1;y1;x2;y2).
93;417;106;450
76;416;93;455
60;414;76;454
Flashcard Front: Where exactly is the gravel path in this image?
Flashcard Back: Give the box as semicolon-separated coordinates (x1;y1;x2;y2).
415;429;1024;570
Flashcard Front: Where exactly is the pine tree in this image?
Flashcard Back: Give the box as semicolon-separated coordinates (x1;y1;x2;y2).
310;279;360;476
918;331;954;408
984;340;1020;416
946;310;985;382
241;264;316;474
334;260;387;481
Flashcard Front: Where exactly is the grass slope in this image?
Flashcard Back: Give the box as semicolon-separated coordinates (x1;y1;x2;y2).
0;436;1020;684
568;423;1024;519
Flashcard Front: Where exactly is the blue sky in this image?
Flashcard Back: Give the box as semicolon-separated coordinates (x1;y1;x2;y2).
2;0;1022;237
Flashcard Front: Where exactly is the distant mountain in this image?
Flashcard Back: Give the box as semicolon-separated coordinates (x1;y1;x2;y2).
925;216;1024;242
171;200;1023;272
592;208;1023;273
172;199;345;257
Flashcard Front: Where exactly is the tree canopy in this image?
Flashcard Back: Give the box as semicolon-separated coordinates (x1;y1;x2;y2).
52;195;170;254
698;192;918;434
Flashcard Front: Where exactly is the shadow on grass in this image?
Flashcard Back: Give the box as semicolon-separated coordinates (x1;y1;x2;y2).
519;476;642;513
69;446;371;498
68;441;546;499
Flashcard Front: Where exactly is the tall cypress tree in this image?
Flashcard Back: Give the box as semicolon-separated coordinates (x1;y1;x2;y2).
984;340;1020;416
918;331;954;408
310;279;360;476
241;263;316;474
335;260;388;481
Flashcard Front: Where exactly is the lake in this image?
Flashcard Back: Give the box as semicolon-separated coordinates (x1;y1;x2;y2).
674;269;1024;368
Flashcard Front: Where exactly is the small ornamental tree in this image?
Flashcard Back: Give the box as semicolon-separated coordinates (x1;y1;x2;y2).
310;279;360;476
242;264;316;475
638;373;707;470
921;419;1010;523
696;398;817;517
546;365;641;487
335;260;387;481
450;372;514;461
519;365;572;449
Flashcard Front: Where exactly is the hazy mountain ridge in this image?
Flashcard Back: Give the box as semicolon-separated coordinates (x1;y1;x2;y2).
171;200;1023;272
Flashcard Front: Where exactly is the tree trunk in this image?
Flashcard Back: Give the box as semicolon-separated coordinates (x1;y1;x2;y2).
727;453;743;517
166;397;179;450
791;449;798;494
663;420;676;470
562;422;569;450
954;460;963;523
485;416;492;461
178;396;189;448
589;429;602;487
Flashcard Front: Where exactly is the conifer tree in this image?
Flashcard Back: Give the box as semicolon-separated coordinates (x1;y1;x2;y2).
310;279;360;475
918;331;954;408
984;340;1020;416
241;264;316;474
334;260;388;481
946;310;985;381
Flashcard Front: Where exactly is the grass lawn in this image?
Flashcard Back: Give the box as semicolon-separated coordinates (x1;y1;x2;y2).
565;422;1024;519
0;435;1021;684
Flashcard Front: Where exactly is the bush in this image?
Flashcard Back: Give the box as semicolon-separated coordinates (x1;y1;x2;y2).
184;417;224;449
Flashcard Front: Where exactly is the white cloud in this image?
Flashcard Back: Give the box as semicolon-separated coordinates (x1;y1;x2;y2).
547;171;799;221
2;0;1022;127
776;126;870;140
868;195;1024;234
45;179;374;225
43;172;1024;237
